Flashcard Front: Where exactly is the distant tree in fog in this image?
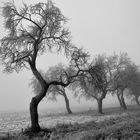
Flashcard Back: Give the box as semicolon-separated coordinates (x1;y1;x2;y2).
111;53;135;110
30;64;73;114
73;54;117;114
112;70;129;110
125;64;140;105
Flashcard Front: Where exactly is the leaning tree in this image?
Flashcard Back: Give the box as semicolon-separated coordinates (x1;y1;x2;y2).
46;64;74;114
110;53;132;109
110;52;133;110
0;1;72;132
113;69;129;110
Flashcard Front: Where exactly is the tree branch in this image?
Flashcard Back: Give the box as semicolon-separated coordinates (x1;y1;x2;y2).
15;11;42;30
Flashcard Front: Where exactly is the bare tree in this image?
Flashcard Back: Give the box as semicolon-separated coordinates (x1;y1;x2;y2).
110;53;133;110
0;1;72;132
112;72;128;110
75;54;116;114
49;85;73;114
125;65;140;105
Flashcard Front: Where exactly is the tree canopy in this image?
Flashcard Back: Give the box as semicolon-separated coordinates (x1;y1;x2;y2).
0;1;71;73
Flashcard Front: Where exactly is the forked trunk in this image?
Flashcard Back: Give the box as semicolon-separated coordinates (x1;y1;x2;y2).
135;96;140;105
97;99;103;114
63;93;72;114
116;94;123;108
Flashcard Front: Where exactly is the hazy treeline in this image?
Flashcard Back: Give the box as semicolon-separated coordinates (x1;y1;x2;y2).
30;51;140;114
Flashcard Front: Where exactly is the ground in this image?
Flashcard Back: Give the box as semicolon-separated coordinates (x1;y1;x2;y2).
1;106;140;140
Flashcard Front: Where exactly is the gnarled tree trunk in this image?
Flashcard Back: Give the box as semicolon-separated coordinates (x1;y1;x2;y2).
63;93;72;114
29;62;49;132
30;87;48;132
30;97;40;132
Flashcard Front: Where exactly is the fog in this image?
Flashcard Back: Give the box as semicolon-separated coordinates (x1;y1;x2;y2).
0;0;139;112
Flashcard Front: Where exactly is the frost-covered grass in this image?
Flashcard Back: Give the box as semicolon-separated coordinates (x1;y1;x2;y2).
50;113;140;140
1;105;140;140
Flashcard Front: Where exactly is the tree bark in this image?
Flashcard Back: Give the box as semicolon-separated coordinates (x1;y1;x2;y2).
116;94;123;108
30;86;49;132
63;93;72;114
120;92;127;110
97;99;103;114
30;97;40;132
135;96;140;105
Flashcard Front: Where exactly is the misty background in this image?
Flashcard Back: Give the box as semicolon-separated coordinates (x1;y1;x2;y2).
0;0;140;112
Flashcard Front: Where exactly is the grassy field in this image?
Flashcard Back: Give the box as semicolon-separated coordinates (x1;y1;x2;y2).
1;105;140;140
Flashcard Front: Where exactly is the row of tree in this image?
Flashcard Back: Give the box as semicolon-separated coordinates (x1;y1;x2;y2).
31;52;140;114
0;1;139;132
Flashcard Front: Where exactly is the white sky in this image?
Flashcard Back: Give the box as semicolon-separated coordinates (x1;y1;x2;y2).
0;0;139;112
